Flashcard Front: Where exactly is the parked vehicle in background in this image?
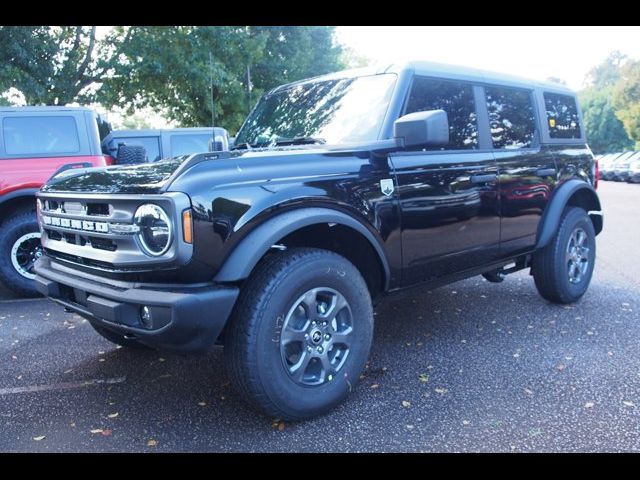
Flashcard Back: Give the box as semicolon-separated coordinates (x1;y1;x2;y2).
613;151;640;182
34;61;602;420
102;127;229;165
627;156;640;183
0;106;113;296
597;153;618;180
600;152;629;181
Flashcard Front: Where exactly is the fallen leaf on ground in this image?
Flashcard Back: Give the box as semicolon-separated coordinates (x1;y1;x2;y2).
418;374;429;383
278;422;285;431
623;401;635;407
107;412;119;418
402;400;411;408
435;388;448;394
33;436;45;441
584;402;594;409
524;388;534;395
90;429;104;434
158;358;166;362
101;429;112;436
462;420;470;426
370;384;379;389
198;401;206;406
406;425;414;430
147;439;157;447
557;364;566;371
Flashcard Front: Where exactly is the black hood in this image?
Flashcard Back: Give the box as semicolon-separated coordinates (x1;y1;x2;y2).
41;157;188;194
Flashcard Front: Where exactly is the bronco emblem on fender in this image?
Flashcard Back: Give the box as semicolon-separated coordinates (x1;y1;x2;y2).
380;178;394;196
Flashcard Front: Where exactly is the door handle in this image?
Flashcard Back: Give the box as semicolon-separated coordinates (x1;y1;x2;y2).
536;168;557;177
470;173;497;184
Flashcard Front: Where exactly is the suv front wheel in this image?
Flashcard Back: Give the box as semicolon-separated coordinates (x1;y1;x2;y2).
225;247;374;421
532;207;596;304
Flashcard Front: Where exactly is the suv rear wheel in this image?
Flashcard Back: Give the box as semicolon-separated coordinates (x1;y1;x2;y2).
532;207;596;304
0;212;42;297
225;247;374;421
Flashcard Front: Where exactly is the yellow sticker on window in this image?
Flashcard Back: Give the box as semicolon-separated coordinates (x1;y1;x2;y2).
549;118;556;128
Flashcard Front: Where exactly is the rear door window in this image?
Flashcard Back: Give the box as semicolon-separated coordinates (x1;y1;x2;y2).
544;92;581;139
3;116;80;155
169;134;212;157
485;86;537;149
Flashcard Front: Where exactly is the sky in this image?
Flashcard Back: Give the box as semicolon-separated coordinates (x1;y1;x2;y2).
335;26;640;91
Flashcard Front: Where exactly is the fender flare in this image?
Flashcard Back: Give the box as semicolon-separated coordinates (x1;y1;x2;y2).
214;207;391;289
0;188;40;207
536;179;602;249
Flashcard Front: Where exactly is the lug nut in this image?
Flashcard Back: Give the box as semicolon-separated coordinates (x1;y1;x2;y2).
311;321;316;326
317;346;324;354
324;334;331;340
307;346;313;353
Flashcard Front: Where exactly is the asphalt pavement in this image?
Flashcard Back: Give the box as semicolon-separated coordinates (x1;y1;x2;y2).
1;181;639;452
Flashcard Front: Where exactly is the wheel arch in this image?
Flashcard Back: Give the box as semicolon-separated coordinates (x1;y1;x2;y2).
213;207;391;296
0;189;39;225
536;179;602;249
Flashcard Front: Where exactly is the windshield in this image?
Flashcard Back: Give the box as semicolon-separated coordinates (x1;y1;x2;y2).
235;73;397;147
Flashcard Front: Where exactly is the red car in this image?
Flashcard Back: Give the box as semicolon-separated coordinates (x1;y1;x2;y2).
0;107;114;295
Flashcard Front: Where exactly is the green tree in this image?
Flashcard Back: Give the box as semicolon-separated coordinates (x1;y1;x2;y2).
97;26;344;133
586;50;627;89
612;59;640;147
578;51;634;153
579;87;634;154
0;26;107;105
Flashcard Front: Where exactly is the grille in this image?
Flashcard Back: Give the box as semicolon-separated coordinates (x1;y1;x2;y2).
36;191;191;272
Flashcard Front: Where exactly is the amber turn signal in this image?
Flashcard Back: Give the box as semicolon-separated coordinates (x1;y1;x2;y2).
182;209;193;244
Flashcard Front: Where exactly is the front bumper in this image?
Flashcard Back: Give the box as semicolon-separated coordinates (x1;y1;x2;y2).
34;256;239;353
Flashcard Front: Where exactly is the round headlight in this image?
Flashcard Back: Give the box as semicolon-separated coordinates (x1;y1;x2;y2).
134;204;172;256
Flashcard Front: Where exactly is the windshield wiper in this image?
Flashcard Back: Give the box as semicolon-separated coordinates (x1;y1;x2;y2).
272;136;326;146
231;142;254;150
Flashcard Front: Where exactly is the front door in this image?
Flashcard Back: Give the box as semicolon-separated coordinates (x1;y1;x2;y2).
390;77;500;285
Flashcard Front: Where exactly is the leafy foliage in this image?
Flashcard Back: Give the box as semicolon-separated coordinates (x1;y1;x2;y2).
97;26;344;132
1;26;344;133
612;59;640;148
0;26;106;105
579;52;634;153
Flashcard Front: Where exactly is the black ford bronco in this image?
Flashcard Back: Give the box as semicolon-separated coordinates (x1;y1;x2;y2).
34;62;603;420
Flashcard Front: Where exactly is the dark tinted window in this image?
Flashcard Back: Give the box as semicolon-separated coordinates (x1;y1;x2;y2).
113;137;161;162
544;92;581;139
3;116;80;155
405;78;478;150
485;86;536;149
170;134;212;157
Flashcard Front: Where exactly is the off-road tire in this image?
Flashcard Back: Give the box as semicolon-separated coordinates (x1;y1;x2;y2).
0;212;41;297
224;247;374;421
532;207;596;304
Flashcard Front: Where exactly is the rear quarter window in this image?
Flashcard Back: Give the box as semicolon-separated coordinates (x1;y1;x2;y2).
2;116;80;155
544;92;581;139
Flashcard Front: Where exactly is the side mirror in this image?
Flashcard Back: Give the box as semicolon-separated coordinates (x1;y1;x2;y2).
393;109;449;148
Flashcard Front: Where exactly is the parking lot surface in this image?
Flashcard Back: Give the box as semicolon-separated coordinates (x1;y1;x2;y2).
1;181;638;452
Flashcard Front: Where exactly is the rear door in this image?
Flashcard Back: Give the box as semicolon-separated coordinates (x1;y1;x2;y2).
390;77;500;285
486;85;555;257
